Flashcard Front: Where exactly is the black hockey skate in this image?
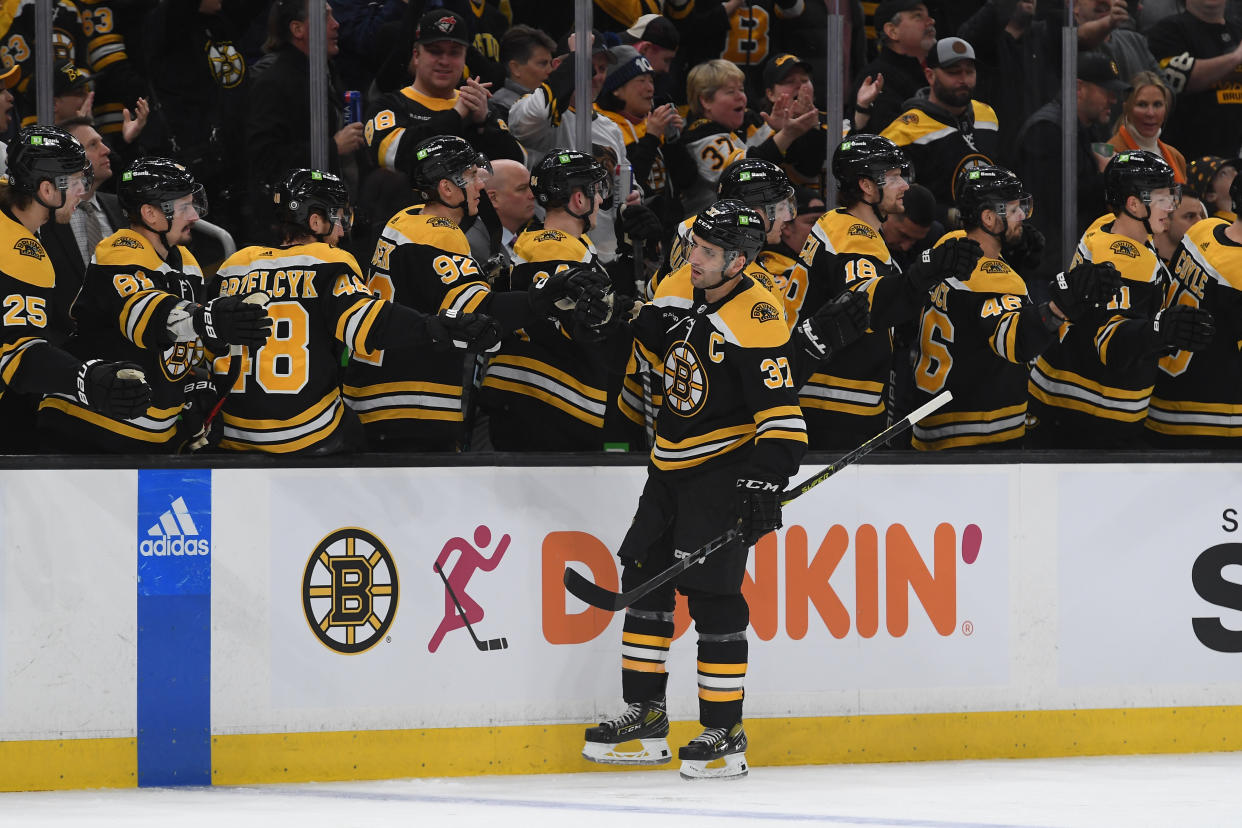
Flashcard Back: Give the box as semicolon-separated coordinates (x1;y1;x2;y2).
582;700;671;765
678;721;748;780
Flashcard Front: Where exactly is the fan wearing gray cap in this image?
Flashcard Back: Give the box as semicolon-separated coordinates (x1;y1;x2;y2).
620;13;681;75
363;9;522;180
852;0;937;133
508;31;633;263
879;36;999;230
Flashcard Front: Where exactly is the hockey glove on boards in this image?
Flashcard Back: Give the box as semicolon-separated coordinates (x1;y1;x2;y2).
735;477;785;547
425;309;503;353
797;291;870;362
193;294;272;350
77;360;151;420
906;237;984;294
1151;306;1215;352
1000;225;1045;273
1048;261;1122;324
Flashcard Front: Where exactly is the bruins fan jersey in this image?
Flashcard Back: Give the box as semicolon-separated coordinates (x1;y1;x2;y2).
342;208;489;450
1029;214;1173;434
598;108;670;199
38;229;206;451
212;243;386;454
910;233;1054;450
77;0;150;139
677;115;779;215
7;0;84;124
879;99;1000;214
625;263;806;478
1148;218;1242;442
478;227;618;451
788;208;923;448
365;85;522;174
0;208;58;402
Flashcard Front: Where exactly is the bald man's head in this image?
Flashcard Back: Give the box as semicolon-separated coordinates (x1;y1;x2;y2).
486;159;536;231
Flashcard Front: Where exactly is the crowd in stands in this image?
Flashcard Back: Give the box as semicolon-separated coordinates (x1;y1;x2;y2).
0;0;1237;456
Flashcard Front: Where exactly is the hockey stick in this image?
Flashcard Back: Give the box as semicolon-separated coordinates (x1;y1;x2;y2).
433;562;509;651
563;390;953;612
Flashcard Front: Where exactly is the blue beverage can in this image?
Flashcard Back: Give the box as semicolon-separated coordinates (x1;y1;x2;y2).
344;90;362;125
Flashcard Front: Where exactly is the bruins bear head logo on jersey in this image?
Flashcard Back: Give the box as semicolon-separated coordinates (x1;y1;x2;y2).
847;224;877;239
536;229;566;242
112;236;142;249
663;341;707;417
427;216;458;229
13;238;44;260
1110;240;1140;258
981;260;1010;274
751;302;780;322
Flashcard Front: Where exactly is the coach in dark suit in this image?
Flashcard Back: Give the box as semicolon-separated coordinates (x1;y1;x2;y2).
41;117;124;343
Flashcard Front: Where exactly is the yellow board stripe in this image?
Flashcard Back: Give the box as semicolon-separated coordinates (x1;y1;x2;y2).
0;737;135;792
202;705;1242;784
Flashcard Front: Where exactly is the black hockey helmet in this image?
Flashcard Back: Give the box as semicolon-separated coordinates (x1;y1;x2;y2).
690;199;766;265
274;168;352;234
117;157;207;222
6;125;91;202
831;133;910;196
956;165;1031;230
718;158;795;225
407;134;490;200
1104;150;1177;212
531;148;612;210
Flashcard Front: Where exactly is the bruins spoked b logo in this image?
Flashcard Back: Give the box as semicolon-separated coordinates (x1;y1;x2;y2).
303;528;399;654
663;340;707;416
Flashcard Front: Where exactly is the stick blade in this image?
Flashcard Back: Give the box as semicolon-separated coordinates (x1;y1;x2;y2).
563;567;623;611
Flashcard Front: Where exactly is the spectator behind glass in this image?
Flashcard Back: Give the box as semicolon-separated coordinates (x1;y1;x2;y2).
761;54;829;195
1015;50;1125;287
958;0;1062;169
491;24;557;119
146;0;268;236
247;0;367;246
880;37;1001;229
1145;0;1242;160
1154;191;1206;264
1107;71;1187;183
853;0;937;134
1186;156;1240;222
619;13;682;106
0;64;17;174
1074;0;1161;92
327;0;407;93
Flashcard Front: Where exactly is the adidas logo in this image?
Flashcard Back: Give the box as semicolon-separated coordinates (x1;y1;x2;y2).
139;496;210;557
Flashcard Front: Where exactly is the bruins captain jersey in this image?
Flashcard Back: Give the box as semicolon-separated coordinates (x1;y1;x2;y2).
478;227;618;450
1148;218;1242;441
910;234;1054;450
0;208;58;401
664;215;796;316
1029;214;1173;426
38;229;206;450
788;208;922;447
677;115;779;215
342;208;487;449
364;85;522;174
212;243;386;454
625;263;806;478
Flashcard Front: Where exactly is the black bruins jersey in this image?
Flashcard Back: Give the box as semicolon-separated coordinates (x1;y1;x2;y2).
1029;214;1173;432
478;227;615;450
788;208;923;448
342;208;488;449
211;243;385;454
77;0;149;140
364;85;522;174
911;233;1053;450
0;208;59;401
37;229;206;451
5;0;84;123
1148;218;1242;442
879;100;1001;214
625;263;806;478
598;108;669;200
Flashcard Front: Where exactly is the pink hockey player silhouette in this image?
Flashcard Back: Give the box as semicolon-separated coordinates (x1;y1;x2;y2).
429;525;509;652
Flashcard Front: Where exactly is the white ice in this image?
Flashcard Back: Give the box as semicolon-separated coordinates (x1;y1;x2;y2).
5;752;1240;828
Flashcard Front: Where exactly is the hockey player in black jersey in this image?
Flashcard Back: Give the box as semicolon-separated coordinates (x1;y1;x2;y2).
1028;150;1216;448
583;200;807;780
0;126;150;447
910;166;1125;449
38;157;271;453
790;134;983;448
344;135;583;451
211;167;503;455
